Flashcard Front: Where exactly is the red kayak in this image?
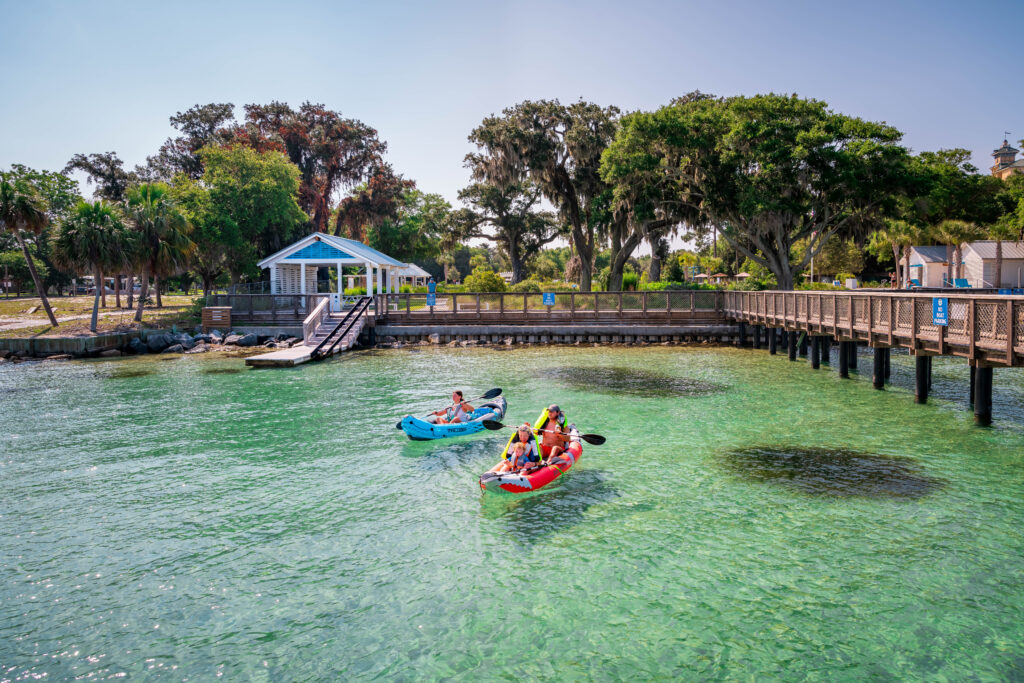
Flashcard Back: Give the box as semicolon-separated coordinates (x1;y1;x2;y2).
479;425;583;493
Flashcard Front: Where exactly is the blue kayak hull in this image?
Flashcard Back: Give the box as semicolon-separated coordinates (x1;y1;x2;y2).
400;398;507;440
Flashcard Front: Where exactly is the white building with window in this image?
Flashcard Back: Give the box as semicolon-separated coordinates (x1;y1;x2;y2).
258;232;407;311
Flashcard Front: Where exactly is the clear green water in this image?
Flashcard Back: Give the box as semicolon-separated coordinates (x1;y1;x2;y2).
3;346;1024;681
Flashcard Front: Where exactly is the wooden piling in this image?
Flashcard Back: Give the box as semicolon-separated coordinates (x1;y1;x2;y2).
799;333;808;357
821;336;830;364
969;364;976;409
811;336;821;369
974;365;993;426
753;325;761;349
848;342;858;370
788;331;797;361
769;328;777;355
873;347;885;390
915;355;929;404
839;341;850;378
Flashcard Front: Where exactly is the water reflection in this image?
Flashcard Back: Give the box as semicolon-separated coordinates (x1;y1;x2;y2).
718;446;946;499
479;469;618;545
539;366;724;397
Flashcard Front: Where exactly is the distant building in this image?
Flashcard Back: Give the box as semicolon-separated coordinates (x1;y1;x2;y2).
907;246;947;287
961;241;1024;288
991;139;1024;180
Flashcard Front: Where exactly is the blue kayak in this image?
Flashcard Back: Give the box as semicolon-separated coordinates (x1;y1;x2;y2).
400;397;507;441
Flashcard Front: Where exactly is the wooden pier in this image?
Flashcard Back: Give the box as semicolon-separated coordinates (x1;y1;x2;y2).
722;290;1024;424
216;288;1023;424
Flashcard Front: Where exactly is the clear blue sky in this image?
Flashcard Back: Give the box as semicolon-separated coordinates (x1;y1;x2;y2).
2;0;1022;208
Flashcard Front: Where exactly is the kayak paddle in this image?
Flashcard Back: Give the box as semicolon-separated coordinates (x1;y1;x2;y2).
394;387;503;429
481;420;606;446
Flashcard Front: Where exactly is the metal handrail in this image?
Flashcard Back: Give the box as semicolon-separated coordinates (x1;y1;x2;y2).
311;297;370;359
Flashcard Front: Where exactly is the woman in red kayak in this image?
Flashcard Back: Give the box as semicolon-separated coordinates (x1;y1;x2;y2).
496;423;540;473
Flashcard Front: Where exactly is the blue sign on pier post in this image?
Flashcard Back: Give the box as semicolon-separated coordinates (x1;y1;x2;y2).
932;297;948;326
543;292;556;306
426;293;436;307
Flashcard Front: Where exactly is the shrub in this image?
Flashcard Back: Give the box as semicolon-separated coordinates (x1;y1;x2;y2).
462;266;507;292
344;286;366;296
509;279;542;293
621;272;639;291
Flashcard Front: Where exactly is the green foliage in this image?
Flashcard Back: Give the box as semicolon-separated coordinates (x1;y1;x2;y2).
509;279;542;293
462;266;507;292
344;286;366;295
0;250;49;291
364;189;449;264
603;92;913;289
621;272;639;291
467;99;620;291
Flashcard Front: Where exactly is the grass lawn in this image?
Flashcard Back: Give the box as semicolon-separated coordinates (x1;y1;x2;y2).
0;295;201;338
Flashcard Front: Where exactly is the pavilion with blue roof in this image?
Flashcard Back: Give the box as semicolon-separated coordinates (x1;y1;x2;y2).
257;233;408;311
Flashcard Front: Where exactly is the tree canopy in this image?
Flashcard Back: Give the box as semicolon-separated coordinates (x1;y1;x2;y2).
602;93;913;289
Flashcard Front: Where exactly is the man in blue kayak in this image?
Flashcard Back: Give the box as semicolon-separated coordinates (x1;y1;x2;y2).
432;390;475;424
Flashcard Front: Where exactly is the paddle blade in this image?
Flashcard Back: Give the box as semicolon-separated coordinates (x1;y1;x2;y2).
480;387;502;400
395;421;403;429
580;434;606;445
481;420;506;430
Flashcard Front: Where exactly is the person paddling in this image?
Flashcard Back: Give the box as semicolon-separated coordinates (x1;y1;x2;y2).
537;404;570;465
432;390;475;424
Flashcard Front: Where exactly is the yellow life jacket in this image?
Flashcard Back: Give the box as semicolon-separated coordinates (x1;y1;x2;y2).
534;408;567;436
500;430;538;461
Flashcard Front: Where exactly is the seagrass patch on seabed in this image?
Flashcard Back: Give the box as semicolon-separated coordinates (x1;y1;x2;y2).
538;365;725;397
717;446;946;499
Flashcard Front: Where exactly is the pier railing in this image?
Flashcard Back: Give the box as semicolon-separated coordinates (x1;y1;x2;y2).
723;291;1024;367
374;290;725;324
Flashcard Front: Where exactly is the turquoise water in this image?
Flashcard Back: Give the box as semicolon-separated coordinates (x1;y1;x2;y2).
2;346;1024;680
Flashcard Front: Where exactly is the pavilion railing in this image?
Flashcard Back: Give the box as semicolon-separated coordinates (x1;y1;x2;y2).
206;294;326;322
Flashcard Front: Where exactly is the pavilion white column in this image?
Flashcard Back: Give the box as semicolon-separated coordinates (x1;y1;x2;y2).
270;264;278;294
376;265;383;295
365;262;372;295
337;261;342;298
299;263;306;295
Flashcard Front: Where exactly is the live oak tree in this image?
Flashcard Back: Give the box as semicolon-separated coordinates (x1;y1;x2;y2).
142;103;237;180
451;181;561;284
335;164;415;242
64;152;137;202
232;102;386;232
467;100;619;291
602;93;913;290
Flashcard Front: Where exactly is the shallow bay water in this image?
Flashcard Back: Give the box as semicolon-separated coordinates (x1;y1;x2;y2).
2;345;1024;680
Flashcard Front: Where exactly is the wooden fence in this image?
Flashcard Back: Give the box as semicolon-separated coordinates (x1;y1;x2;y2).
207;294;326;322
373;290;724;324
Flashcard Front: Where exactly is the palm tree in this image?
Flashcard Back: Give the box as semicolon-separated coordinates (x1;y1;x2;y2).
989;218;1021;288
868;220;923;288
932;220;984;285
52;201;128;332
0;174;58;326
124;183;195;322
